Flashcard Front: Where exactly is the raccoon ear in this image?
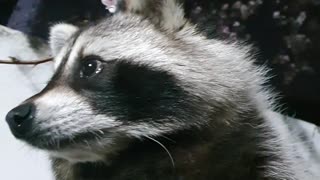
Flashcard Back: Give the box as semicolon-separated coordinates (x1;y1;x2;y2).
49;23;79;56
121;0;188;32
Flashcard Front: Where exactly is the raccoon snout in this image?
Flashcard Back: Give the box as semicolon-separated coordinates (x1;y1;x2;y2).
6;103;35;139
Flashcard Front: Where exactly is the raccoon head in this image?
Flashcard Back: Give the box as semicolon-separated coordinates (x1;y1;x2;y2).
6;11;268;163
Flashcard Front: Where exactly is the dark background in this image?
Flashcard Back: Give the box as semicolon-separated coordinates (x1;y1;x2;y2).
1;0;319;125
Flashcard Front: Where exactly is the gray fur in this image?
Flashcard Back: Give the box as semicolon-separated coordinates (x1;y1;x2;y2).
7;0;319;179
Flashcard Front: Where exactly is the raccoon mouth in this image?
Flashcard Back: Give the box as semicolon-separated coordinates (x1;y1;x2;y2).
25;130;106;150
49;148;106;163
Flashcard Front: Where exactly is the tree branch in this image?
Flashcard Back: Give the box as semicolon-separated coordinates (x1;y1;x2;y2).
0;57;53;65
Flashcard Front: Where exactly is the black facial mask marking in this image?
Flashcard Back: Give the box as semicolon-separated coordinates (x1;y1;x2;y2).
71;60;188;122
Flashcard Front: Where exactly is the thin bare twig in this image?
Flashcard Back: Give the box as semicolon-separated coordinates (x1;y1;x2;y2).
0;57;53;65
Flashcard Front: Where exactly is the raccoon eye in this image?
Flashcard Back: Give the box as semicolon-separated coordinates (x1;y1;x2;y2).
80;58;103;79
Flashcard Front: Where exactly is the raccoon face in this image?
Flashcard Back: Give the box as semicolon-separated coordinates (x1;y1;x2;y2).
5;14;211;162
6;12;262;162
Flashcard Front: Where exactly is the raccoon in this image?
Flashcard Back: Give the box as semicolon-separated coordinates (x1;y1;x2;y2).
5;0;317;179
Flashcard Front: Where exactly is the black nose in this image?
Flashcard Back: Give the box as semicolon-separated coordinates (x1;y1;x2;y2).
6;103;35;138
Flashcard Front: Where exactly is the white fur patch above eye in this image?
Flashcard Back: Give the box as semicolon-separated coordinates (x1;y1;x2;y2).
49;23;79;57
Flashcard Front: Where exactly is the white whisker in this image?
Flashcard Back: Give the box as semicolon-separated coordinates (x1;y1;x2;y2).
159;134;176;143
144;135;175;168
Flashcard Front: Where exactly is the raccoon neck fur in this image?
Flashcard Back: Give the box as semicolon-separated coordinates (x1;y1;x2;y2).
51;109;297;180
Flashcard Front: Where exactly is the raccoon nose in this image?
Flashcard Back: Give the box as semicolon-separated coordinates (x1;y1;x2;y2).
6;103;35;138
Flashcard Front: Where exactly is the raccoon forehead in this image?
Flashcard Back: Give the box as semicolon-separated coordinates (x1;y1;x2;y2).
79;30;167;61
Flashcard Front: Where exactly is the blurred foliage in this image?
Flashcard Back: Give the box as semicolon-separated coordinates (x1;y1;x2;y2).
185;0;320;123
